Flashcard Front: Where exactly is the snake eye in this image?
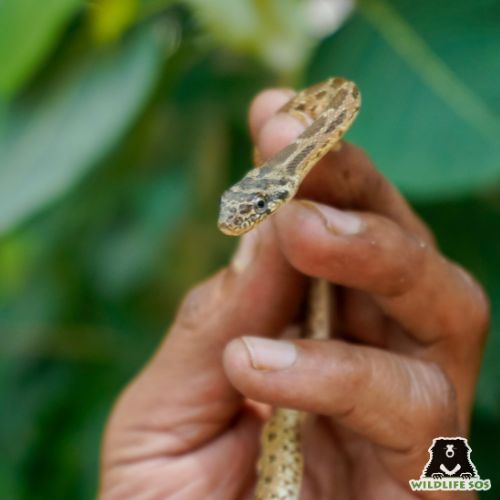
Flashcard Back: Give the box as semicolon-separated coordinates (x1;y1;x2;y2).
254;197;267;213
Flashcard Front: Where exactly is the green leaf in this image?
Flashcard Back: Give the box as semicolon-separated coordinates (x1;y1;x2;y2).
91;170;189;297
308;0;500;199
0;0;83;97
0;25;168;236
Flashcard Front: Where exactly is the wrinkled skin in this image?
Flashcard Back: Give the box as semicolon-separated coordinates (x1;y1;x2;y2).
100;89;489;499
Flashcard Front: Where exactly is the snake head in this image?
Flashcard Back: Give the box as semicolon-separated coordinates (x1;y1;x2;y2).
218;190;273;236
218;158;297;236
218;186;291;236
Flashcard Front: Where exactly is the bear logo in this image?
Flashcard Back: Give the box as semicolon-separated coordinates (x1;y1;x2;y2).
421;437;478;480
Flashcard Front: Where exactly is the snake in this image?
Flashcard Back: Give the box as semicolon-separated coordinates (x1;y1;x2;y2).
218;77;361;499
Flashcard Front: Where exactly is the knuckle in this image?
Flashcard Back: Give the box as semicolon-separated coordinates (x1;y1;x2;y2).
467;294;491;344
419;363;458;437
335;345;368;395
367;221;428;297
396;237;430;292
431;363;457;415
446;263;491;340
459;266;491;336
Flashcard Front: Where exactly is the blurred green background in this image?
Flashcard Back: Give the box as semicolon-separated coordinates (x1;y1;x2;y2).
0;0;499;497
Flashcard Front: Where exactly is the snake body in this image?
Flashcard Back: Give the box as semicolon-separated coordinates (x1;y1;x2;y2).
218;78;361;499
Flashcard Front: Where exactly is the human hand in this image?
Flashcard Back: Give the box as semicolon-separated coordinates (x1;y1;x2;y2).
99;89;489;499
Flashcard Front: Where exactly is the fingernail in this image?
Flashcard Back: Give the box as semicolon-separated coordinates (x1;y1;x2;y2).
298;200;363;235
231;229;260;274
241;336;297;371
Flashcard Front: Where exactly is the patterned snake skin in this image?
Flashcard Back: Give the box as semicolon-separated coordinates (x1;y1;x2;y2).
218;78;361;499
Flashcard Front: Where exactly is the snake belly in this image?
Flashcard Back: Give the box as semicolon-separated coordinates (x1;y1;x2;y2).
218;77;361;499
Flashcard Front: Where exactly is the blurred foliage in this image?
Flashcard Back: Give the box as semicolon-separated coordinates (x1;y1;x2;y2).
313;0;500;198
0;0;498;498
0;0;83;97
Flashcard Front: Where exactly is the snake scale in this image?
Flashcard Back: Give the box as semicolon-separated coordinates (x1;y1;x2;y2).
218;77;361;499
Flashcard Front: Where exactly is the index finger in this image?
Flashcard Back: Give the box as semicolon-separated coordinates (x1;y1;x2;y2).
249;88;434;243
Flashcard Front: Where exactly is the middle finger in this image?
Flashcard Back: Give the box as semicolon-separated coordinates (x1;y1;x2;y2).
272;200;487;349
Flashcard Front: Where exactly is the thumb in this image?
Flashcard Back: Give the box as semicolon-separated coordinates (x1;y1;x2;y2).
103;221;304;460
223;335;457;473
